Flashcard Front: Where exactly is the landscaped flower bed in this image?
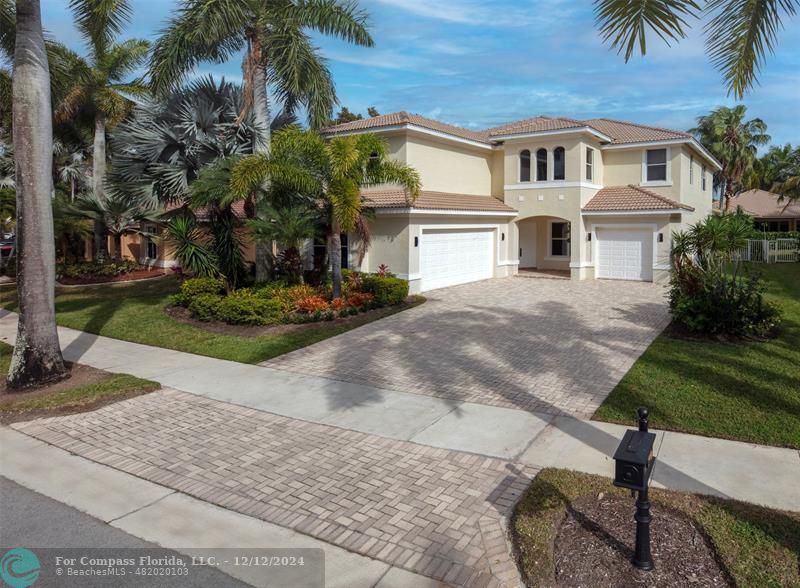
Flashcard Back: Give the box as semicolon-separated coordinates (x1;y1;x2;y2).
57;260;169;285
170;270;410;326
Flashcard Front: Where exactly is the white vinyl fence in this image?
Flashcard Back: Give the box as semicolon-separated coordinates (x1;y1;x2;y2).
736;239;799;263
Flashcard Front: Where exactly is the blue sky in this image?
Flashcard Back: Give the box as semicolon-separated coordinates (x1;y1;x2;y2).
41;0;800;145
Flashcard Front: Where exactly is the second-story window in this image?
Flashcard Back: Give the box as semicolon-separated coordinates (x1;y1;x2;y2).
554;147;565;180
520;149;531;182
536;148;547;181
586;147;594;181
645;148;668;182
689;154;694;184
702;165;707;191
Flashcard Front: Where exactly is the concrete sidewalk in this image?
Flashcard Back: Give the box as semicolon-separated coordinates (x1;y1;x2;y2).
1;310;798;512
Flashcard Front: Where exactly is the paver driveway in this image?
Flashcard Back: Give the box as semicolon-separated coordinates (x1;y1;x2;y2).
266;277;670;418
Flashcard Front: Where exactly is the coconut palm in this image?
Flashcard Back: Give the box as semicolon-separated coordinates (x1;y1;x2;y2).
150;0;373;281
594;0;799;99
53;141;90;200
232;128;420;298
56;0;149;261
7;0;67;389
691;105;770;211
69;192;161;260
768;145;800;202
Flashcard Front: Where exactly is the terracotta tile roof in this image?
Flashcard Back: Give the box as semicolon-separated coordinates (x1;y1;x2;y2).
363;189;517;213
322;111;695;148
322;111;488;143
727;189;800;218
582;185;694;212
582;118;692;145
485;116;586;137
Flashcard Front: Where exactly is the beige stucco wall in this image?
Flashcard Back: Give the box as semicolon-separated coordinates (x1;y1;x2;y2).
676;145;714;227
404;133;494;196
358;215;411;277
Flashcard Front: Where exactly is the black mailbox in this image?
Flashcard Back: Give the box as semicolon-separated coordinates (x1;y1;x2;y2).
613;428;656;492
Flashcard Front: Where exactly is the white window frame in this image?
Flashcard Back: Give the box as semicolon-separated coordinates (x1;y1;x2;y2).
689;154;694;184
518;149;532;183
641;147;671;186
585;147;594;182
546;219;571;260
702;165;707;191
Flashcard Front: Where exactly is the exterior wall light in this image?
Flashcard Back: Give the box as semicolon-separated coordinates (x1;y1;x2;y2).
501;232;505;241
414;236;419;247
613;407;656;571
587;232;592;242
658;233;664;243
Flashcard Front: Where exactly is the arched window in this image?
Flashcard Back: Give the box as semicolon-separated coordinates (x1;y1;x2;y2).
536;148;547;181
519;150;531;182
554;147;565;180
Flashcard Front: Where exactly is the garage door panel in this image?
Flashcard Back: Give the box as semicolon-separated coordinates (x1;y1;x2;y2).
596;229;653;282
421;229;494;291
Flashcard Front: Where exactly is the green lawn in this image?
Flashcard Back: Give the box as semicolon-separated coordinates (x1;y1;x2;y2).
514;469;800;588
0;342;159;418
594;264;800;449
3;277;421;364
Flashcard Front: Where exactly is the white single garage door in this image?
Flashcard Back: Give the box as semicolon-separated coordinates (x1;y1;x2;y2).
596;229;653;281
420;229;494;291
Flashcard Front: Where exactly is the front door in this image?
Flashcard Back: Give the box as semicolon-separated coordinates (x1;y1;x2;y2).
519;223;537;268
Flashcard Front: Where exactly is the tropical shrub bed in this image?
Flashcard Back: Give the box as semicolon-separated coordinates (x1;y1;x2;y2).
670;214;781;338
59;259;139;279
171;271;410;326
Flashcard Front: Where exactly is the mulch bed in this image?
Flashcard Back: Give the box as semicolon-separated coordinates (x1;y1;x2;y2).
663;320;779;344
553;493;729;587
164;298;422;337
58;267;172;285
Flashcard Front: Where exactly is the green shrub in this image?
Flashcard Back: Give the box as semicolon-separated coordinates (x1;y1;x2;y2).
173;276;225;306
361;275;409;306
58;260;138;279
669;269;781;337
188;293;223;321
215;289;283;325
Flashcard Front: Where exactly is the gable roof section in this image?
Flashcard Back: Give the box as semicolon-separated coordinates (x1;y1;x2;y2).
582;185;694;212
484;116;587;137
363;189;517;213
728;189;800;218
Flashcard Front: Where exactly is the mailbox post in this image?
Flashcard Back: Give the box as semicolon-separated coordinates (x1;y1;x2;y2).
613;407;656;571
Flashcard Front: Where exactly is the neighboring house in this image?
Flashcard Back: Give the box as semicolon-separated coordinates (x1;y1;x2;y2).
724;189;800;232
322;112;720;293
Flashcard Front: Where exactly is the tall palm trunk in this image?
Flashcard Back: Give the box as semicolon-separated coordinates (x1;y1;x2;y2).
92;112;108;261
7;0;67;389
250;37;272;283
329;218;342;299
113;232;123;260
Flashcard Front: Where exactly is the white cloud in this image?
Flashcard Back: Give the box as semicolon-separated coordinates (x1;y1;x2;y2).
371;0;574;27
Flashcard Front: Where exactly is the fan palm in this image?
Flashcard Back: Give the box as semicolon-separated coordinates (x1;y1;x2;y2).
690;105;770;210
150;0;373;281
232;128;420;298
69;192;162;260
594;0;799;99
56;0;149;261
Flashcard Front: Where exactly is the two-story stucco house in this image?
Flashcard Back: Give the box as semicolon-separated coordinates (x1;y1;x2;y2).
322;112;721;294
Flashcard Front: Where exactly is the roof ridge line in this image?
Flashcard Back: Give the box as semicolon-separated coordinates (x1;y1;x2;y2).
626;184;691;209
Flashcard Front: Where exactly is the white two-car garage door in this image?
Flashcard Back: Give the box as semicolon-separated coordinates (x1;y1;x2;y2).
596;229;653;281
420;229;494;292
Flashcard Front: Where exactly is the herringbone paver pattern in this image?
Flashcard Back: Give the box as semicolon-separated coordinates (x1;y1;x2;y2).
15;389;537;587
264;277;669;417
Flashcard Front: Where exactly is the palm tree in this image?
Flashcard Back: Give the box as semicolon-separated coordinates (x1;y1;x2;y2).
691;105;770;211
247;203;322;284
57;0;149;261
52;194;91;263
7;0;67;389
69;192;161;260
232;128;420;298
149;0;373;281
594;0;799;98
53;141;89;200
768;145;800;202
